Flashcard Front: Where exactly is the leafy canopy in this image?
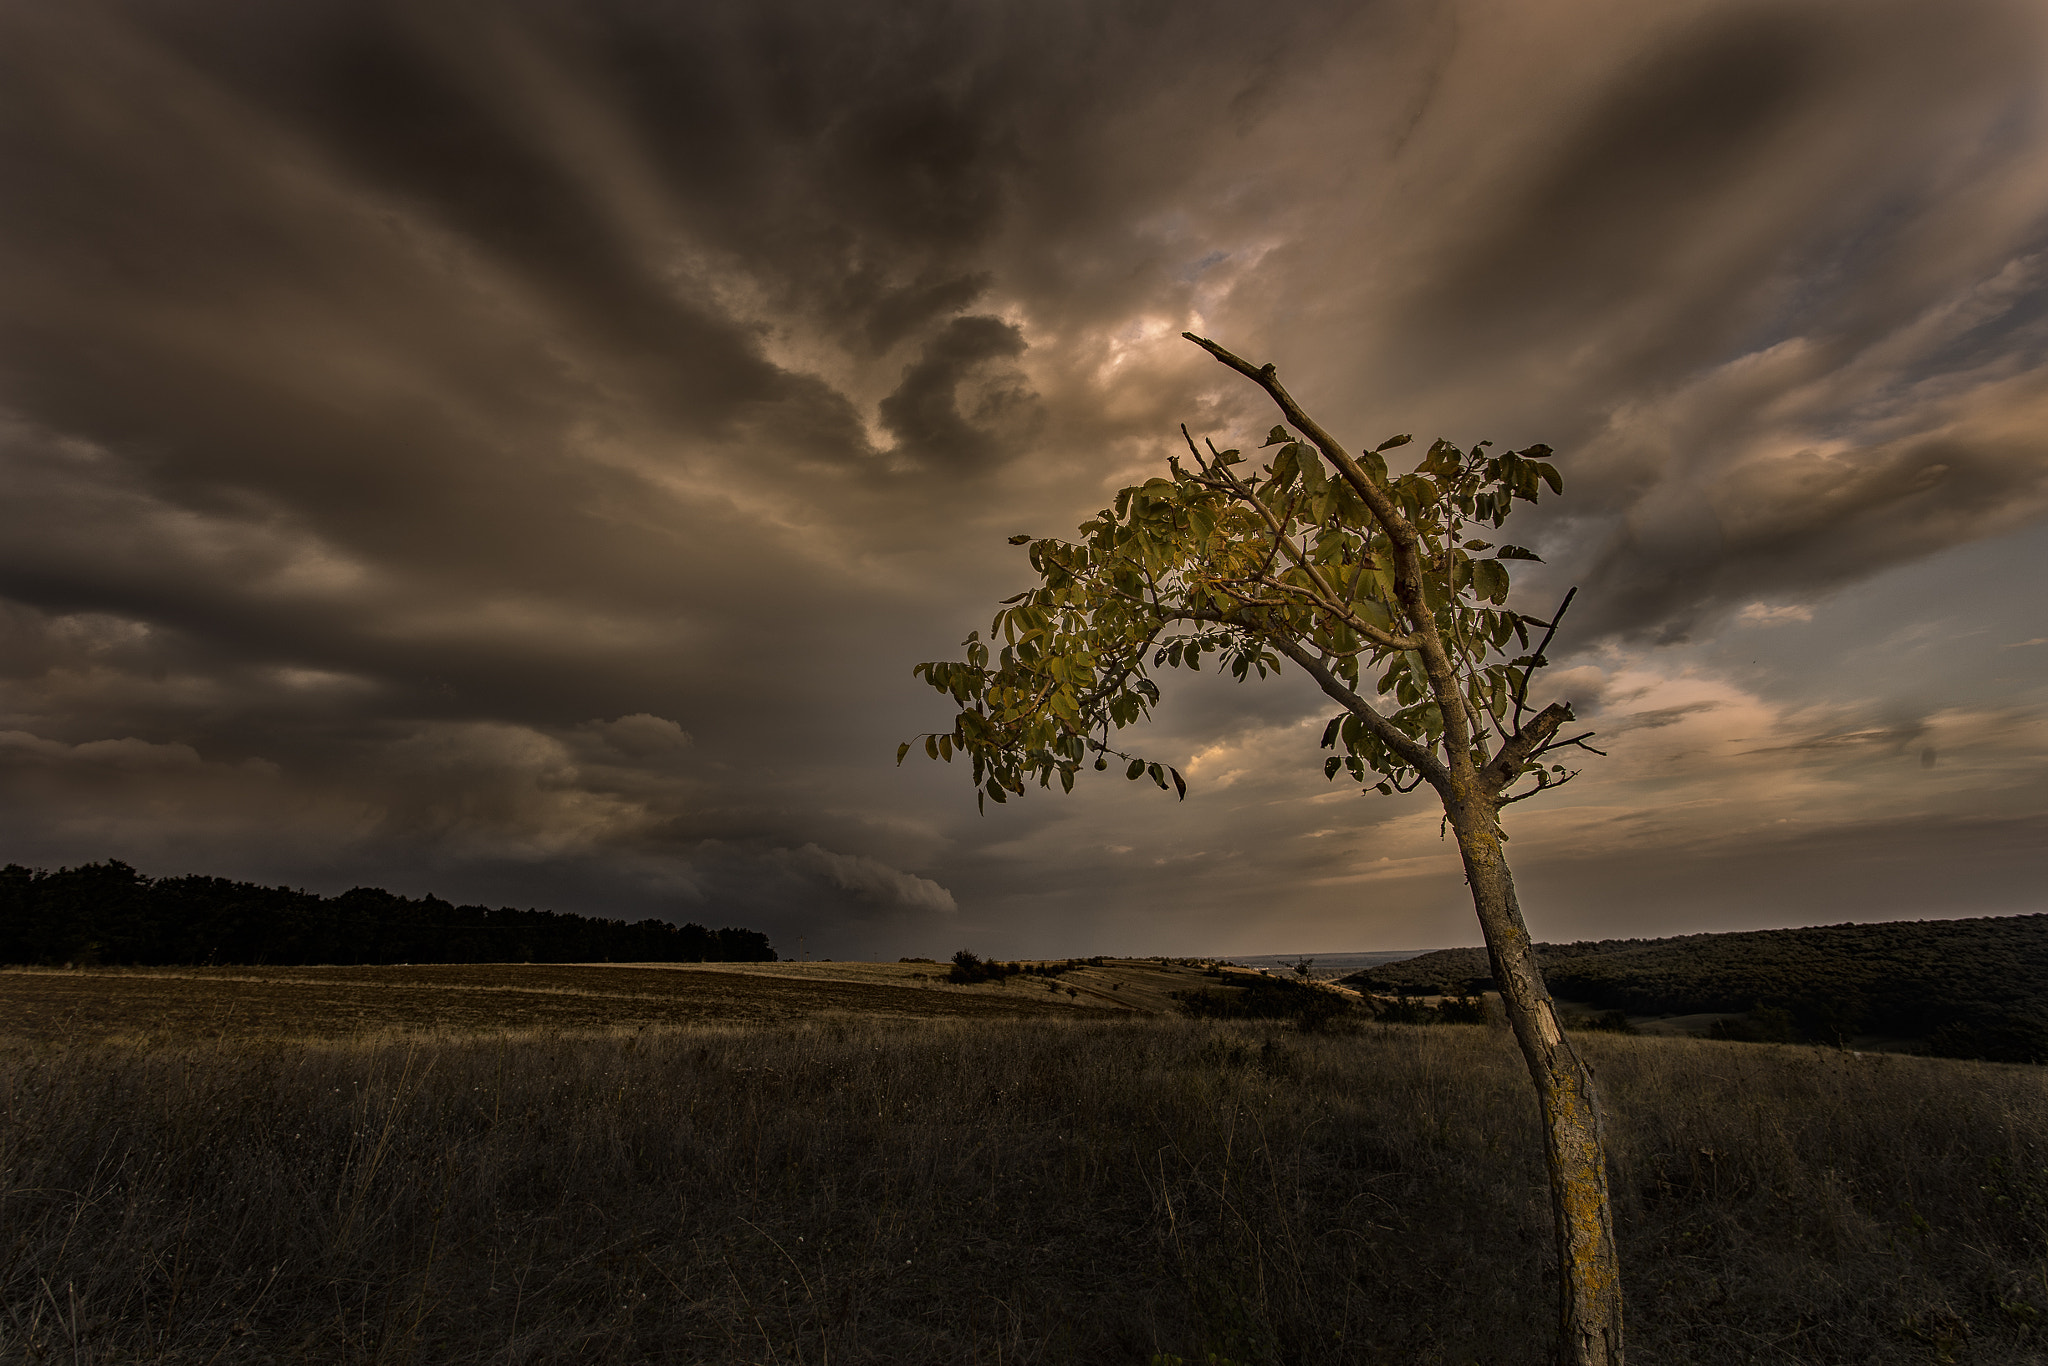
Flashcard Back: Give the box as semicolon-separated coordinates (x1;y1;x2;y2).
902;336;1595;815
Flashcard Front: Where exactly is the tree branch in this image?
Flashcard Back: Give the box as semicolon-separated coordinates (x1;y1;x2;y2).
1479;701;1573;794
1260;635;1450;789
1182;333;1409;546
1511;587;1576;729
1536;731;1607;759
1184;333;1476;772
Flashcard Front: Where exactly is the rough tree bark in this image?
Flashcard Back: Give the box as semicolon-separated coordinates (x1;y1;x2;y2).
1449;790;1624;1366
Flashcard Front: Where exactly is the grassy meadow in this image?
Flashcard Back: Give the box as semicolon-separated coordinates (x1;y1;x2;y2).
0;959;1172;1046
2;962;2045;1364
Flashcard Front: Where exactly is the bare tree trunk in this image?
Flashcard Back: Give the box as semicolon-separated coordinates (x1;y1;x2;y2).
1450;799;1624;1366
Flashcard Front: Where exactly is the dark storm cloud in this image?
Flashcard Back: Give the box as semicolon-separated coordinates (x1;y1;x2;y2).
2;0;2045;955
878;314;1033;468
1407;6;1835;372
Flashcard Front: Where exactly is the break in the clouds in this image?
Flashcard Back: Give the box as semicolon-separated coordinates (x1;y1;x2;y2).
2;0;2044;958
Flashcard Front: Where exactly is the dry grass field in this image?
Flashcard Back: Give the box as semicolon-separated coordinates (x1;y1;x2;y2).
2;963;2045;1365
0;958;1225;1045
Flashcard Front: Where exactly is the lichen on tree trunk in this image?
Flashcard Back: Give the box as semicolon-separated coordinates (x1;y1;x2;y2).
1454;804;1624;1366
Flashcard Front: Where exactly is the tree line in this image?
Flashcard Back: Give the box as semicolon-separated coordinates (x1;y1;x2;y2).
0;860;776;967
1345;914;2048;1063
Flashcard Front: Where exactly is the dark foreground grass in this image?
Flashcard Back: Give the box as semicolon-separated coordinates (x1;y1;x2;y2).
2;1019;2044;1365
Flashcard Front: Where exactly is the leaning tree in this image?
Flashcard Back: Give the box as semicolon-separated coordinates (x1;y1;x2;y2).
901;334;1623;1363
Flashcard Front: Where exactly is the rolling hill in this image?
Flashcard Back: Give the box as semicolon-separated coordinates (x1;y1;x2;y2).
1342;913;2048;1062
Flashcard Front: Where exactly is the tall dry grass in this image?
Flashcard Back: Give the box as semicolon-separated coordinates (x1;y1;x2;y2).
1;1018;2043;1364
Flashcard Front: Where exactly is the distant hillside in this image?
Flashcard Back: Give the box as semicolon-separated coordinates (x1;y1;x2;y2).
1342;915;2048;1063
0;860;776;967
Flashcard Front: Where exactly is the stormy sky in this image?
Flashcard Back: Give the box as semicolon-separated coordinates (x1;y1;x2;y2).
3;0;2044;959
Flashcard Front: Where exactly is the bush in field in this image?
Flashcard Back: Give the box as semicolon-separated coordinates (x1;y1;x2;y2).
948;950;1010;985
1373;994;1489;1026
1175;973;1357;1032
948;951;1085;986
1438;994;1491;1026
1374;995;1435;1026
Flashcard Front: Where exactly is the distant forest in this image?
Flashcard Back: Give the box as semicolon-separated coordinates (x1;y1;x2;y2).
0;861;776;967
1345;915;2048;1063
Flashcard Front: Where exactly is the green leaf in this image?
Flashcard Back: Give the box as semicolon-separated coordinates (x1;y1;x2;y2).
1127;760;1146;780
1148;762;1168;790
1171;767;1187;799
1262;425;1291;447
896;742;912;765
1352;596;1393;632
1375;434;1413;452
1325;756;1342;779
1471;557;1510;604
1320;716;1342;749
1496;545;1543;561
1297;446;1328;492
1008;534;1032;545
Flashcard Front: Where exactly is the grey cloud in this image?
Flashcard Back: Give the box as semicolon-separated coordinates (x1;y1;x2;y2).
787;844;957;915
878;315;1034;468
1597;703;1723;735
1740;723;1929;758
585;713;693;760
1579;395;2048;640
1407;6;1836;371
1;0;2044;956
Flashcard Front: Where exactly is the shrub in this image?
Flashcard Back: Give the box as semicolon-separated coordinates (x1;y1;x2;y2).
1438;995;1491;1026
1174;973;1357;1032
948;951;1041;985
